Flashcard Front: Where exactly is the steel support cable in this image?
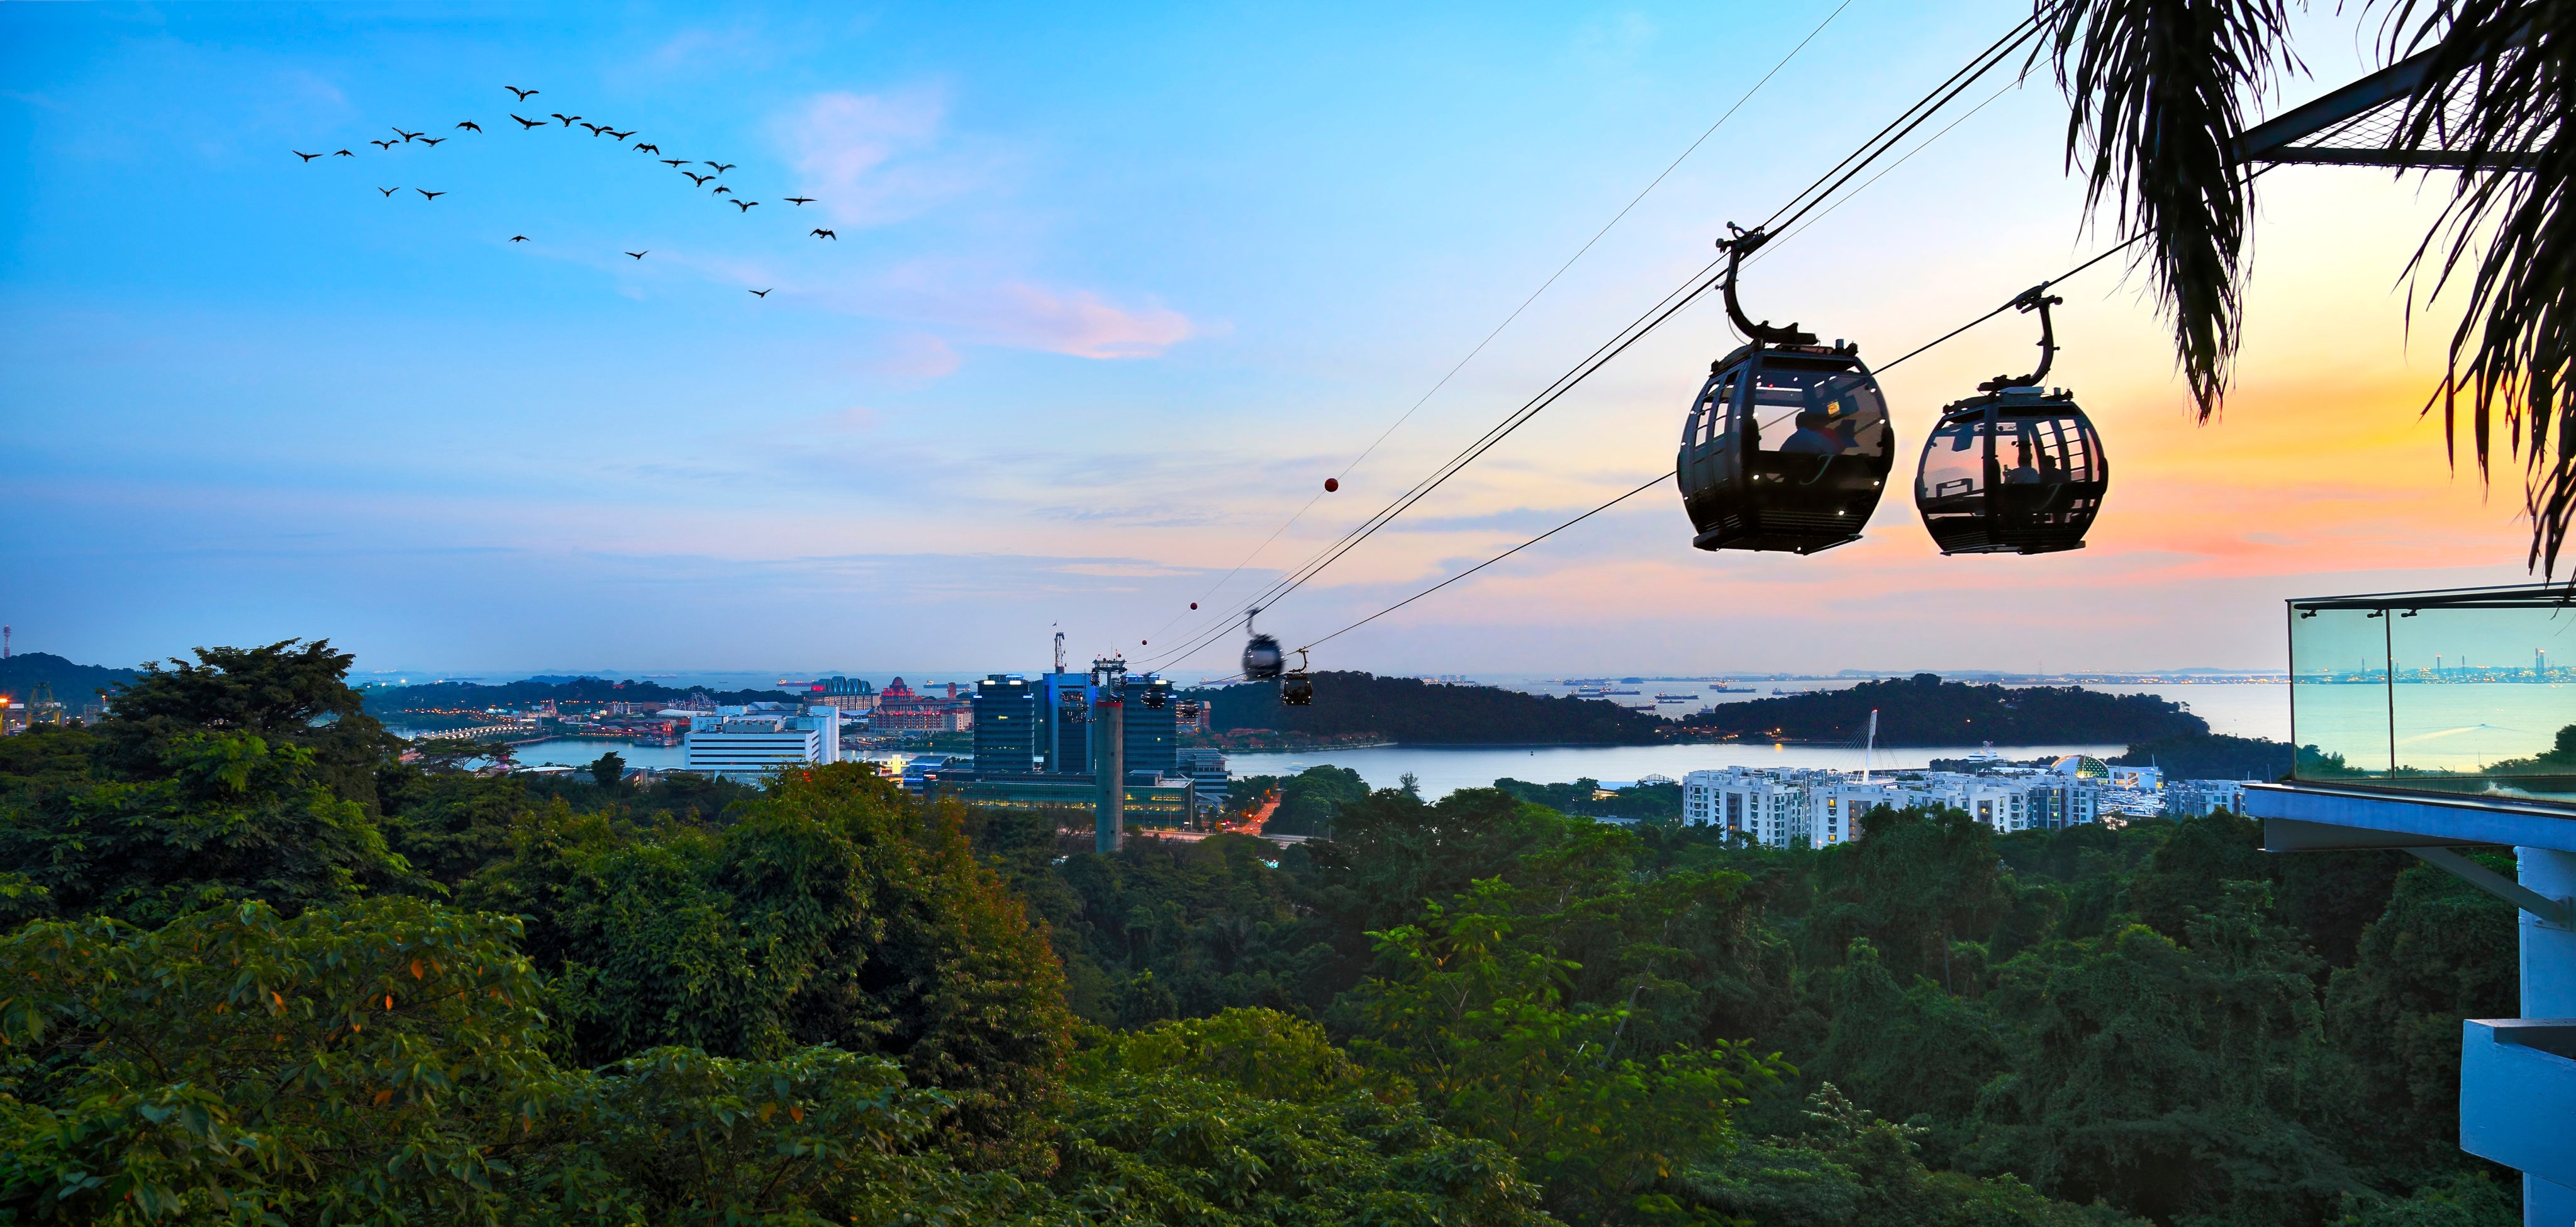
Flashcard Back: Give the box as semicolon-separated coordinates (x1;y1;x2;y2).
1142;255;1726;669
1758;9;2047;235
1142;259;1729;671
1153;11;2054;670
1136;0;1858;649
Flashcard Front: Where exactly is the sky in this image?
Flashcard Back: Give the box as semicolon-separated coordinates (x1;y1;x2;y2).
0;1;2548;681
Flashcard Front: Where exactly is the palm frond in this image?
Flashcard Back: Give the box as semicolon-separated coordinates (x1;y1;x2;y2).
2384;0;2576;575
2043;0;2302;418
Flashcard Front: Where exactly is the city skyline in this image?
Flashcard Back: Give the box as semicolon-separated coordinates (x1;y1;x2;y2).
2;1;2543;676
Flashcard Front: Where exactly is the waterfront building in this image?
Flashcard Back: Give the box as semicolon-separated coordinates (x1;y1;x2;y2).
941;773;1198;827
807;676;879;714
874;676;973;733
1174;748;1230;811
683;706;841;780
972;675;1039;772
2167;779;2248;816
1681;768;1823;848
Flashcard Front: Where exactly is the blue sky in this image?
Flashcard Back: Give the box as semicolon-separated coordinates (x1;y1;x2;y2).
0;2;2537;680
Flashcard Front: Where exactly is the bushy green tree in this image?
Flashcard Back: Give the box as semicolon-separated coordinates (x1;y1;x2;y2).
91;641;399;814
1341;880;1789;1226
478;765;1073;1164
0;732;410;926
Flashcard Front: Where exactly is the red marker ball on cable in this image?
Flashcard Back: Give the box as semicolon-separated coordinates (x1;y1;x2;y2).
1190;602;1198;609
1324;478;1339;492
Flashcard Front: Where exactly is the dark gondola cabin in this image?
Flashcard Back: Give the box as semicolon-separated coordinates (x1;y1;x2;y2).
1242;633;1285;680
1912;290;2107;555
1678;344;1893;552
1280;670;1313;706
1677;227;1893;554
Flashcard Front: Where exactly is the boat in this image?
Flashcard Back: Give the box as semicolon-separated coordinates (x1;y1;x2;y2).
1708;683;1757;693
1654;693;1695;702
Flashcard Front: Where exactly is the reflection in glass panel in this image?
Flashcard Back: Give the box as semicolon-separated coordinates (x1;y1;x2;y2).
2290;607;2394;778
2389;603;2576;801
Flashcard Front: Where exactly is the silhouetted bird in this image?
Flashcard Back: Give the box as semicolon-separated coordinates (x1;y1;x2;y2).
416;189;445;200
683;172;712;185
635;143;660;154
785;196;814;205
394;128;423;142
418;137;444;147
333;149;355;157
625;250;647;259
372;139;398;149
661;159;685;166
732;199;757;211
711;185;732;196
457;121;482;133
609;130;635;140
811;228;836;239
749;288;771;297
581;123;607;136
552;113;580;126
378;187;399;197
507;86;538;100
511;115;544;130
705;162;735;174
294;150;321;162
510;235;528;242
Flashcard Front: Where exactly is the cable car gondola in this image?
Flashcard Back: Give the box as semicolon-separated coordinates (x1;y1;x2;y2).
1242;611;1285;680
1678;225;1895;554
1280;650;1313;706
1914;289;2107;555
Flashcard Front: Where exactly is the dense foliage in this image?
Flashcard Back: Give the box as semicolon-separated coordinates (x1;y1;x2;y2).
0;642;2527;1226
1678;673;2209;745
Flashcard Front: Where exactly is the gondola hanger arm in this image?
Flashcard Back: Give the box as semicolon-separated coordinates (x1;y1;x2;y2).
1717;224;1818;347
1977;286;2063;391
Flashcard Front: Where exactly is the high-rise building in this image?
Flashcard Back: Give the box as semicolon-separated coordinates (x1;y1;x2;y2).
1174;748;1230;812
972;675;1038;772
1123;673;1178;779
1034;670;1093;774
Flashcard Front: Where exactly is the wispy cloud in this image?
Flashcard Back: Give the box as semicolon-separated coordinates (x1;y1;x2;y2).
775;87;958;227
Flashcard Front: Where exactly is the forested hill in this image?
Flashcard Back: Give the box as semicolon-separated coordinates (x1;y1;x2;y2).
1195;671;1669;744
0;651;139;706
1677;673;2208;746
360;676;794;715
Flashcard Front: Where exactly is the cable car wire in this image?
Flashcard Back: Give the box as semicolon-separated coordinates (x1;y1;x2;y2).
1137;0;1860;649
1151;10;2056;669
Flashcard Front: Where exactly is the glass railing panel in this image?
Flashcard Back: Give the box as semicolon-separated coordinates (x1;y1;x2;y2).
2390;601;2575;802
2290;605;2395;779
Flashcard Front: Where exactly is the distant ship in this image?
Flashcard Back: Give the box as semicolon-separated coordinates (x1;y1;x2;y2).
1654;693;1695;702
1708;683;1757;693
1605;689;1642;697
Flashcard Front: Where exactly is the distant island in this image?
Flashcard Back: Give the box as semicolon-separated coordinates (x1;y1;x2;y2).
1191;671;1666;746
0;652;140;710
359;676;796;719
1193;670;2209;748
1676;673;2207;746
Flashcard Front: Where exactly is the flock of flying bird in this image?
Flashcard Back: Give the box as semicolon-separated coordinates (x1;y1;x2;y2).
293;84;839;299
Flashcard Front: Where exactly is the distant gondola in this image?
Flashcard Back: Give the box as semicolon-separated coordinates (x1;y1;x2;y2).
1914;289;2107;555
1677;225;1895;554
1280;651;1313;706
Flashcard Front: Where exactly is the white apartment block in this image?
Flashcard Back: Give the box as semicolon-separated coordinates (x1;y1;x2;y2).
683;706;842;780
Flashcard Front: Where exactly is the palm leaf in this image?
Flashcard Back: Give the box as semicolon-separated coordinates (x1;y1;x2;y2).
2384;0;2576;575
2043;0;2303;418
